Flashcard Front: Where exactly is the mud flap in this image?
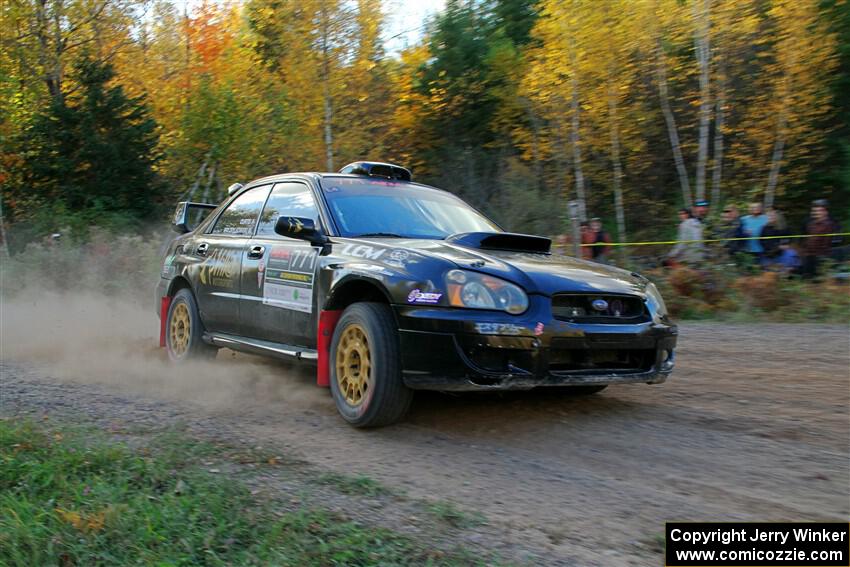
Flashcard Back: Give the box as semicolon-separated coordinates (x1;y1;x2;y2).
317;309;342;387
159;296;172;348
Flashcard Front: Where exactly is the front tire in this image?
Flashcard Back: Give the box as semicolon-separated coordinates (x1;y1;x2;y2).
329;303;413;427
165;288;218;363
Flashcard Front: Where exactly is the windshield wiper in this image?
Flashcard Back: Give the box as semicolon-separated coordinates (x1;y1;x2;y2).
352;232;405;238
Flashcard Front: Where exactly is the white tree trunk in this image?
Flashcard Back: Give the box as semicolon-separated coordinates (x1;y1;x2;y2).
609;87;626;262
693;0;712;202
710;58;725;210
321;5;334;172
655;42;693;209
765;112;786;209
569;75;587;222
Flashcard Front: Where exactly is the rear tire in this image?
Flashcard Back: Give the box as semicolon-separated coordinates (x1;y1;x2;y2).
330;302;413;427
165;288;218;363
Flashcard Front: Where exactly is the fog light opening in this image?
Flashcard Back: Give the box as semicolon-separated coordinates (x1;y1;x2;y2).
661;349;675;369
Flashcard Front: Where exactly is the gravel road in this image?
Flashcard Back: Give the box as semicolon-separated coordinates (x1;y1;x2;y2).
2;315;848;566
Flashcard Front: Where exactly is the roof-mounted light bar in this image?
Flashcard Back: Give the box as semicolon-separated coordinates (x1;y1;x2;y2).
339;161;412;181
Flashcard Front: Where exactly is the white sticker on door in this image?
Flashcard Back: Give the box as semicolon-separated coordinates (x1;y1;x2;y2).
262;246;318;313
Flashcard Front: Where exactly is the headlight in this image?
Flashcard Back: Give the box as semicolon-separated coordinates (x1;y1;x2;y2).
446;270;528;314
645;282;668;317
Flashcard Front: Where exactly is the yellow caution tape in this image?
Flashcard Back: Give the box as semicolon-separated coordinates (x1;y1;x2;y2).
578;232;850;247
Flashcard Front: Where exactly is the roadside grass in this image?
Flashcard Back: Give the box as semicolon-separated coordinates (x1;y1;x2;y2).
0;418;490;566
426;501;486;529
316;471;391;497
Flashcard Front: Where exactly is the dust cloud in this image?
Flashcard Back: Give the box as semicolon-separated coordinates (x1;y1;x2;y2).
0;289;329;413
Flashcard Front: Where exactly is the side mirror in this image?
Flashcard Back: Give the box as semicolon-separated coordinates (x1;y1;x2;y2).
226;183;244;197
172;201;217;233
274;216;328;245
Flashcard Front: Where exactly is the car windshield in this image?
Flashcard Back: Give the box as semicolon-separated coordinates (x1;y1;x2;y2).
320;177;500;239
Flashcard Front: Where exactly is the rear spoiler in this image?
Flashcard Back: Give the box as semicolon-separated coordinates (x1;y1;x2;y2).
172;201;217;233
447;232;551;254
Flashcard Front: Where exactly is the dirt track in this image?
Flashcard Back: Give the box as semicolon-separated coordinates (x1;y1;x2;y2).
2;317;849;566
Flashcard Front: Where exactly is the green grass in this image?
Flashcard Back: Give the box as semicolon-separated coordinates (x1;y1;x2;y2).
0;419;486;566
315;472;390;497
426;502;486;529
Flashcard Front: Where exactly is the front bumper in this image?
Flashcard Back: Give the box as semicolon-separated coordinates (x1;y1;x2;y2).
394;297;677;391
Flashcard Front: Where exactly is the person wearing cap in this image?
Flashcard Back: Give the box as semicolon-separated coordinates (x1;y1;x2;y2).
802;199;841;277
693;199;709;222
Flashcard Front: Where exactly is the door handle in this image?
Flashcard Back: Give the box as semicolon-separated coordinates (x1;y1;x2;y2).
196;242;209;256
247;245;265;260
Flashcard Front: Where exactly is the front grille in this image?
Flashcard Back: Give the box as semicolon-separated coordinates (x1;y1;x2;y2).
551;293;649;323
548;346;656;374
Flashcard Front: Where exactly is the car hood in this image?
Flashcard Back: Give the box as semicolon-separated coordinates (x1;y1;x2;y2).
356;237;648;296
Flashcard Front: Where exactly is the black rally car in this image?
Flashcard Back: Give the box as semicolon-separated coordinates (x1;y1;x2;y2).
157;161;677;427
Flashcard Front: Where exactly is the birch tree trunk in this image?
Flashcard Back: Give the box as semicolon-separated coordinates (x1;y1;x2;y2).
764;112;786;209
320;5;334;172
569;76;587;221
655;41;693;209
710;57;725;211
693;0;712;202
608;87;626;262
568;19;587;222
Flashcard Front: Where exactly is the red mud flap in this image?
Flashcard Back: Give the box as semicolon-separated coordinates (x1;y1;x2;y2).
317;309;342;387
159;296;172;348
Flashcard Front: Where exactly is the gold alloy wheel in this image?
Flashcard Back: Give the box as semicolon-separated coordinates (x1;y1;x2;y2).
335;323;372;406
169;302;191;357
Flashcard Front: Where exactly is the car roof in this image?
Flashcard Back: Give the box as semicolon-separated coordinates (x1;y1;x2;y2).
244;172;447;194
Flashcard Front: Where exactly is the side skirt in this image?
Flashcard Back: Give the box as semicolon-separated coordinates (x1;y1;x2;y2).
203;332;318;362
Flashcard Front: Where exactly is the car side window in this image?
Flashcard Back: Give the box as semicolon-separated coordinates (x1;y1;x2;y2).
256;182;319;237
210;185;271;236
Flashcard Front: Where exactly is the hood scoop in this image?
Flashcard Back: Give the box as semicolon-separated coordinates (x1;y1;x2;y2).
447;232;552;254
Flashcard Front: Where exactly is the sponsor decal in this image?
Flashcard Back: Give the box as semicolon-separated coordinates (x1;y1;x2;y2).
534;322;545;336
161;252;177;278
341;243;386;261
407;288;442;305
474;323;523;335
199;248;240;288
262;246;318;313
386;249;410;268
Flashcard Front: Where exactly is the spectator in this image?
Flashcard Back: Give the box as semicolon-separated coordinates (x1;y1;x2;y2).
589;218;612;262
775;239;802;274
719;205;744;256
693;199;712;232
667;208;704;265
579;222;594;260
693;199;709;222
761;207;789;261
553;233;571;255
740;202;768;258
801;199;841;278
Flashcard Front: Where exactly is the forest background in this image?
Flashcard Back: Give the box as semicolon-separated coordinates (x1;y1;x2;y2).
1;0;848;252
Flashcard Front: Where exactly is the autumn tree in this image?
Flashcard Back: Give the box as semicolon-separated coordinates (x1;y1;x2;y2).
15;58;161;224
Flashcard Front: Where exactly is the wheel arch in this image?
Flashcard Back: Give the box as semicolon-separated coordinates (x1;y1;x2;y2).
317;276;395;389
324;276;393;311
166;275;192;297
